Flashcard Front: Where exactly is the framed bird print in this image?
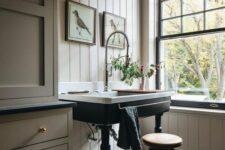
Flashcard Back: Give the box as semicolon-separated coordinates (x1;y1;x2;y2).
103;11;126;49
66;1;96;45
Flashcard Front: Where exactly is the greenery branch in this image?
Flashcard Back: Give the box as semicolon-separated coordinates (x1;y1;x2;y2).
111;55;160;86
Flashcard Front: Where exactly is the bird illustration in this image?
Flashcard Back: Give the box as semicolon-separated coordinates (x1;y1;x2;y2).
110;19;121;44
73;10;91;36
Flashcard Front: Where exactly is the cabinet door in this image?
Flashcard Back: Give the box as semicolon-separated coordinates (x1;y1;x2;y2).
46;144;68;150
16;143;68;150
0;0;55;101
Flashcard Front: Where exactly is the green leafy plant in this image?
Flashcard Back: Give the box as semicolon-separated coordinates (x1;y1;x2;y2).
111;55;158;86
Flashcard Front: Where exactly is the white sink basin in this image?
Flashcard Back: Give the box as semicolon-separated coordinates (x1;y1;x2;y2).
59;90;174;104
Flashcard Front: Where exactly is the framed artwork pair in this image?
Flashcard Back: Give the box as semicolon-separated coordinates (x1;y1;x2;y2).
66;0;126;49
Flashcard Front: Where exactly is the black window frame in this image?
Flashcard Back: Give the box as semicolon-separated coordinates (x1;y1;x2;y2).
156;0;225;110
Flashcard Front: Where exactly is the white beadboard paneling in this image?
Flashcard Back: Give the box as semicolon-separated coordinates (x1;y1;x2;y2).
188;115;198;150
199;117;210;150
132;0;140;62
211;118;223;150
140;116;155;134
80;0;90;82
58;0;70;82
177;114;188;149
97;0;106;81
139;117;155;150
69;0;81;82
161;113;169;132
89;0;98;81
113;0;127;82
80;45;90;81
223;120;225;150
70;43;80;81
141;109;225;150
168;112;178;135
126;0;133;60
105;0;114;81
113;0;122;81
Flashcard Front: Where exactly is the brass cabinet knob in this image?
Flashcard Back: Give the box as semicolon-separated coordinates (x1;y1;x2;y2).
39;127;47;133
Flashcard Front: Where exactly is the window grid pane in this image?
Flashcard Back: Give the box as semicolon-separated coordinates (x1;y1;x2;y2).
183;0;204;15
161;0;225;36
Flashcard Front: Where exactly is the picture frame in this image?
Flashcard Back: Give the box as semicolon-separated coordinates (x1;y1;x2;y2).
102;11;126;49
66;0;96;45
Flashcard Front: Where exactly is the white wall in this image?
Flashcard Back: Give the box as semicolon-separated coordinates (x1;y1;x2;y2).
57;0;141;149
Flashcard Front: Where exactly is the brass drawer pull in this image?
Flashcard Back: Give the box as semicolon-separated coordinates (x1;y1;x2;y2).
39;127;47;133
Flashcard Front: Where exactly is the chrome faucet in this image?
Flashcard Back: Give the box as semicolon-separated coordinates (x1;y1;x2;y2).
104;31;130;91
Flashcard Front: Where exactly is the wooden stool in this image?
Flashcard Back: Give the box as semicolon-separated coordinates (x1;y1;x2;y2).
142;133;183;150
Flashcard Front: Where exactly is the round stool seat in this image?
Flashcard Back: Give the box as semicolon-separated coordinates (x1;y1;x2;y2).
142;133;182;149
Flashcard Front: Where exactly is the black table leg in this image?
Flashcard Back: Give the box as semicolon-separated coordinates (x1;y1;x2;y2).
99;125;111;150
154;113;163;133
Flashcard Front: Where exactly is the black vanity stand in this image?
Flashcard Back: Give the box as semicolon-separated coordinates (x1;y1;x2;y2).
99;125;112;150
99;114;163;150
155;113;163;133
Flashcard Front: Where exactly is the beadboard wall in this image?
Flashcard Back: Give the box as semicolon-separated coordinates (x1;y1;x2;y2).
57;0;141;149
140;107;225;150
58;0;141;83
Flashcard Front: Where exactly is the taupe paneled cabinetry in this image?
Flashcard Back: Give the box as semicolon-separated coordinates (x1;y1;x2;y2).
0;1;73;150
0;108;73;150
0;0;57;106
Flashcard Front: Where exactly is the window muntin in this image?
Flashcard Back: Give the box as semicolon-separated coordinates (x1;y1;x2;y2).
158;0;225;103
161;0;225;36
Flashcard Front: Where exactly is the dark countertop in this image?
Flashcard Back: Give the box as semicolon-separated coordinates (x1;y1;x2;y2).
0;101;76;115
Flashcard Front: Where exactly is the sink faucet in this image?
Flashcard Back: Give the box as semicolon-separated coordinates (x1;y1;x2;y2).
104;31;130;91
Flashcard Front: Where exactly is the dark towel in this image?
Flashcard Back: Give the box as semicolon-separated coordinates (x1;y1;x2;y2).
117;107;142;150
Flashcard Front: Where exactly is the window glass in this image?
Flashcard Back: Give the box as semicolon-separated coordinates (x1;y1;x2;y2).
160;33;225;101
206;9;225;29
206;0;225;10
162;0;181;19
163;18;181;35
159;0;225;106
183;0;204;15
183;14;204;32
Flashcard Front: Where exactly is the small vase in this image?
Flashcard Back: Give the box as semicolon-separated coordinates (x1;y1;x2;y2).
140;77;145;90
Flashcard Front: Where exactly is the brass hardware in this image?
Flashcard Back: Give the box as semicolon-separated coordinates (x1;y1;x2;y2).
39;127;47;133
209;103;219;108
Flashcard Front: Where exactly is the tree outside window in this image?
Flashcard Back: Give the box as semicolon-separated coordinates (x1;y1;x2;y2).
159;0;225;101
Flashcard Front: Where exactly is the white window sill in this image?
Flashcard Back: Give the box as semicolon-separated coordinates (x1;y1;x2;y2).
170;106;225;116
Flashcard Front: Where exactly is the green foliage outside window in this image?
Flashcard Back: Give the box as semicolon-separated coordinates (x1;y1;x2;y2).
161;0;225;100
